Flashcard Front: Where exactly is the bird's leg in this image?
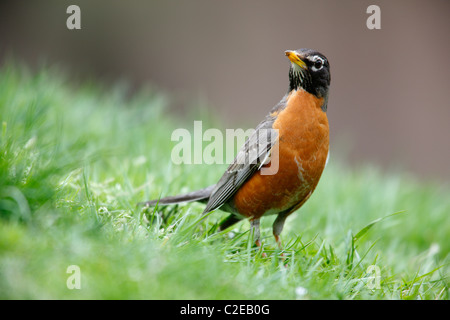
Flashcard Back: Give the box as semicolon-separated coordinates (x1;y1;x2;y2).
250;218;266;257
273;212;288;248
250;218;261;246
273;212;289;259
274;234;282;250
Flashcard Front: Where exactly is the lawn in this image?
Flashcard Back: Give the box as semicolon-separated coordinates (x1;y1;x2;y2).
0;63;448;299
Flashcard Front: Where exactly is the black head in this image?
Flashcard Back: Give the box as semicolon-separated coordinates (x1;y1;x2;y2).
285;48;330;107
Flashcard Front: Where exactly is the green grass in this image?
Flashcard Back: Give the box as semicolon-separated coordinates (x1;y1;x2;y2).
0;62;448;300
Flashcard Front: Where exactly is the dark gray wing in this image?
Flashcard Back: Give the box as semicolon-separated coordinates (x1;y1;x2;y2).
202;94;289;214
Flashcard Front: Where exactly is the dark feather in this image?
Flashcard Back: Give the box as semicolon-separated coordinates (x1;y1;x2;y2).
139;185;215;207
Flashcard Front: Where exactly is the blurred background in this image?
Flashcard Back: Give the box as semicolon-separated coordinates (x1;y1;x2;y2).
1;0;449;180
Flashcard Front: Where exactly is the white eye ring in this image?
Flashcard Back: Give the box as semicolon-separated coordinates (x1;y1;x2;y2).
310;56;325;72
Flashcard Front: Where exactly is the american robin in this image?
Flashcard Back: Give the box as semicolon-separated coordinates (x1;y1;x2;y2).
141;48;330;250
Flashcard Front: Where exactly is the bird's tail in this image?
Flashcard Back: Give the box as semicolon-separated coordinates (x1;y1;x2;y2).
138;185;215;207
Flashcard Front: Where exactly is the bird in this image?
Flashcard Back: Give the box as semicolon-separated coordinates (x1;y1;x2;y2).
141;48;331;251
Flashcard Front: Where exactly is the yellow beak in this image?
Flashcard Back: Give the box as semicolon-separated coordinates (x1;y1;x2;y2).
285;50;306;69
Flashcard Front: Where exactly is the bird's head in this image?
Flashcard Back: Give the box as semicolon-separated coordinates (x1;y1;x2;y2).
285;48;330;104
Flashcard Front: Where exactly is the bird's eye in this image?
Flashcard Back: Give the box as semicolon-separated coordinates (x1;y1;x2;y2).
314;60;323;69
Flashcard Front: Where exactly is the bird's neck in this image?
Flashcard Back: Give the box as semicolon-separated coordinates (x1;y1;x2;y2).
289;68;312;93
288;68;328;112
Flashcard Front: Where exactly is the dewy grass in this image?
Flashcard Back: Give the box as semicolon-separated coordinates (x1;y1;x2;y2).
0;63;448;299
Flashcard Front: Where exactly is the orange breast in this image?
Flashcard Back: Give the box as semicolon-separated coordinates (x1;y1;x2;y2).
231;89;329;219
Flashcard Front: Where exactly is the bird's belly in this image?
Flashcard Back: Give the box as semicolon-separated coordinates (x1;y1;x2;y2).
231;138;328;218
231;89;329;219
